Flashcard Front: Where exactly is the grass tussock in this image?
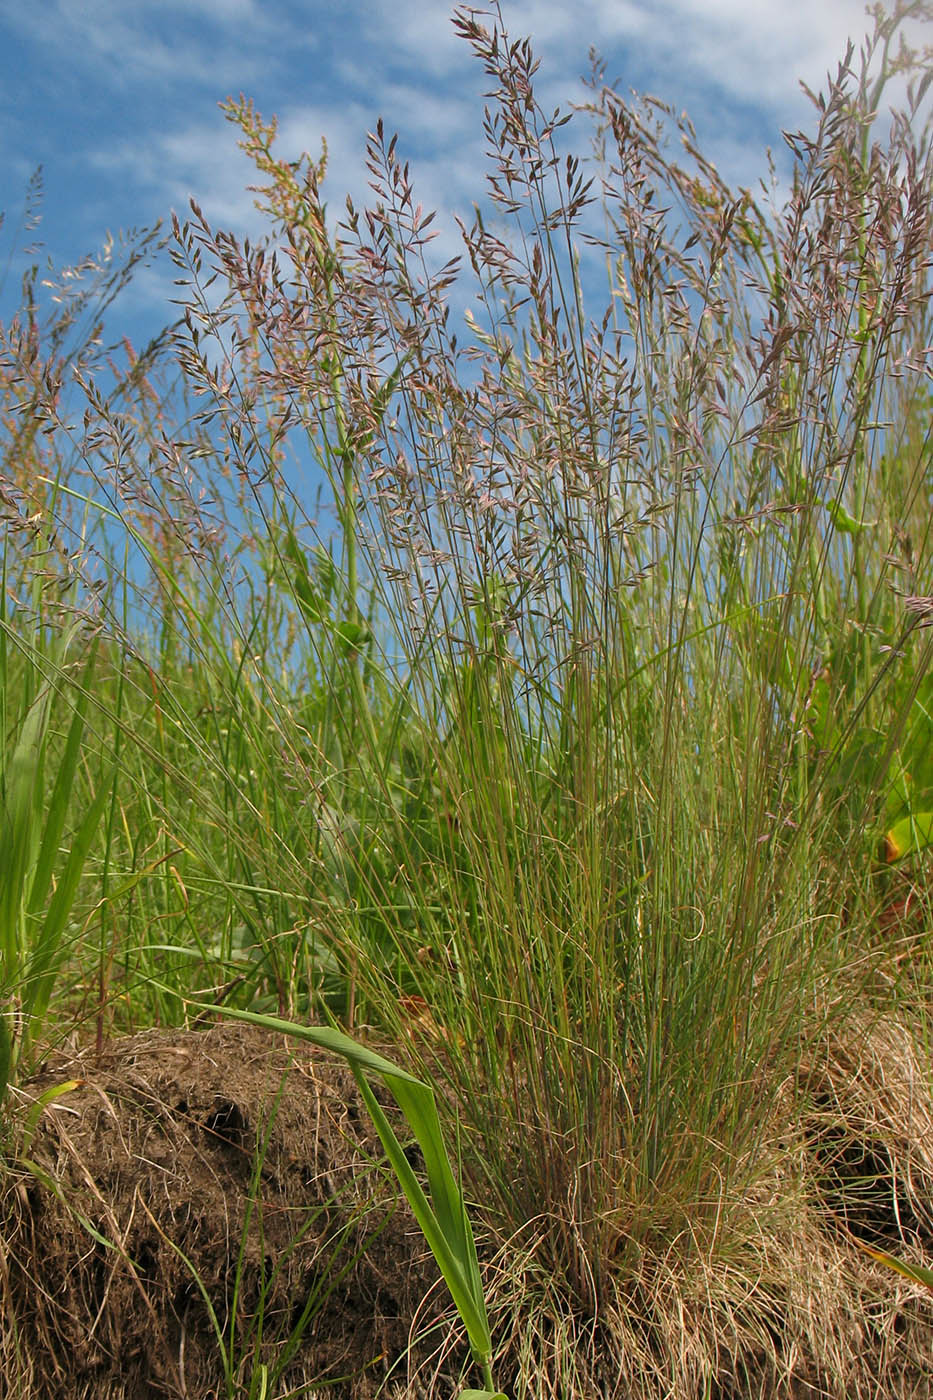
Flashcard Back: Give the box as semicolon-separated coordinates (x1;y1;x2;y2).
2;2;933;1396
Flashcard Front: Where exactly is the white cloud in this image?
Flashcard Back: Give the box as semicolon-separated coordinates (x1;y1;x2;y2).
2;0;304;89
362;2;476;79
366;0;901;133
12;0;924;329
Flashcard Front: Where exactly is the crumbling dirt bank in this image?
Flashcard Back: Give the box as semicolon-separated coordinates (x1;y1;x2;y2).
0;1022;451;1400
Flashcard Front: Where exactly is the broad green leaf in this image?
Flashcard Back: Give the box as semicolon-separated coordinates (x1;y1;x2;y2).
26;698;85;916
858;1241;933;1292
335;620;371;652
283;521;328;625
188;1002;423;1084
188;1001;495;1374
355;1071;492;1365
825;499;874;535
884;812;933;861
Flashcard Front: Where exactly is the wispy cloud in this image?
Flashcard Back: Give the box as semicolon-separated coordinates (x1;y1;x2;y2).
1;0;923;337
3;0;304;91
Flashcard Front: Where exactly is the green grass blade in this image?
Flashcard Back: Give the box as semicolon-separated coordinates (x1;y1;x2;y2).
186;1001;494;1368
353;1070;492;1364
187;1001;423;1083
24;764;115;1035
858;1241;933;1292
388;1075;485;1304
0;688;50;969
28;643;98;917
0;1014;11;1109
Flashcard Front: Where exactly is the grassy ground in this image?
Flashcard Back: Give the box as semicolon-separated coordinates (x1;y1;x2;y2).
2;4;933;1396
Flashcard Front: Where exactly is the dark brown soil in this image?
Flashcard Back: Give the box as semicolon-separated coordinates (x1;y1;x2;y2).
0;1021;459;1400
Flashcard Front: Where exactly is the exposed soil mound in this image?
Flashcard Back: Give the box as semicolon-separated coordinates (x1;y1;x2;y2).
0;1022;452;1400
4;1014;933;1400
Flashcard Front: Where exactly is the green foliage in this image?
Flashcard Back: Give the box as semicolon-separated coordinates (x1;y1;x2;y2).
0;586;111;1102
859;1241;933;1293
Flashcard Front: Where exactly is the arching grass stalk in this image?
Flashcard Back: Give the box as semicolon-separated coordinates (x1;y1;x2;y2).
218;100;409;738
184;1000;506;1400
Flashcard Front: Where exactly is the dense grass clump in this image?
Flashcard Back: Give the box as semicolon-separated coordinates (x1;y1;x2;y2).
2;4;933;1396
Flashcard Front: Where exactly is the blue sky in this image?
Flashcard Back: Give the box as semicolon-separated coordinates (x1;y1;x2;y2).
0;0;902;350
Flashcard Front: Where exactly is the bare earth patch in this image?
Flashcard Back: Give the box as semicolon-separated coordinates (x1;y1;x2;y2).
0;1022;453;1400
